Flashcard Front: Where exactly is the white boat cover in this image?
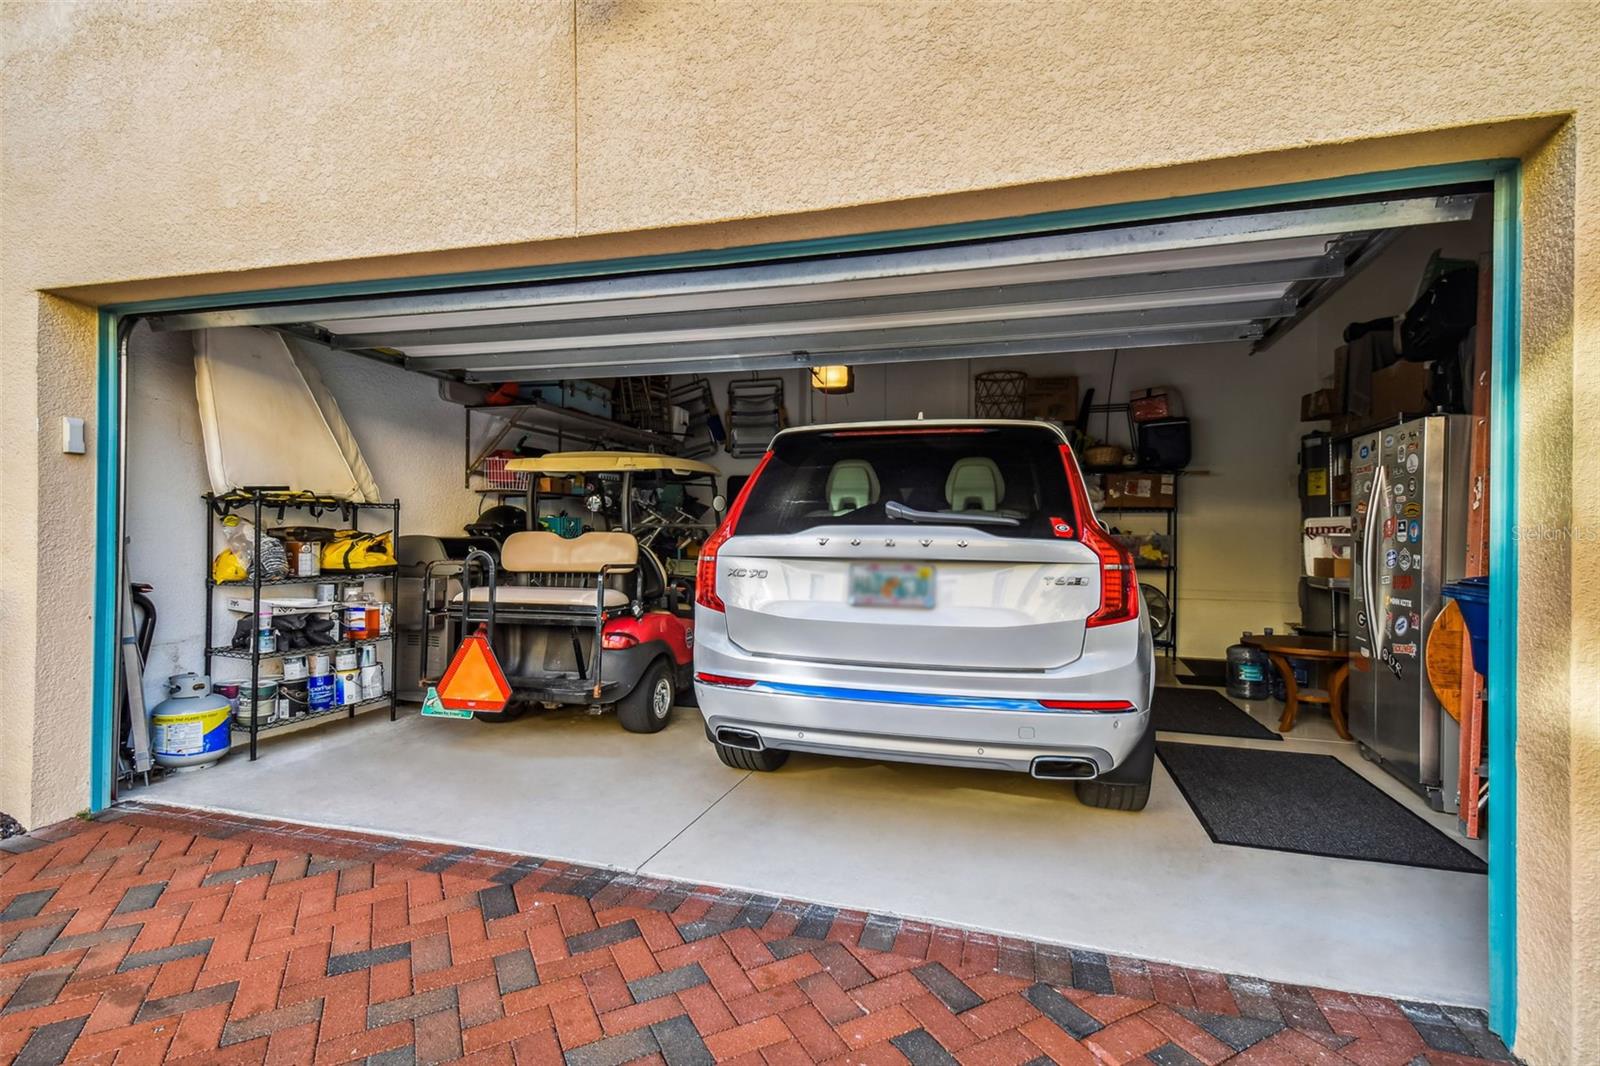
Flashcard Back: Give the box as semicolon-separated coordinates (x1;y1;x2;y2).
194;328;380;501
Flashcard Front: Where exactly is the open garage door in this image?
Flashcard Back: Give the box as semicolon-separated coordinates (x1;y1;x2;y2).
147;193;1476;380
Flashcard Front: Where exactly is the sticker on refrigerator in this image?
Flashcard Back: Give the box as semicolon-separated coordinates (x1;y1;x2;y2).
1408;520;1421;541
1396;525;1408;543
1385;434;1394;447
1393;574;1415;590
1385;548;1398;568
1405;453;1419;473
1359;444;1370;459
1398;549;1412;571
1403;502;1421;518
1392;642;1418;657
1394;615;1409;635
1383;518;1395;538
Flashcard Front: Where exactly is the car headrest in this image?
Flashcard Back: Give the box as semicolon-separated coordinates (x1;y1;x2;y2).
500;530;637;573
945;457;1004;511
826;459;880;514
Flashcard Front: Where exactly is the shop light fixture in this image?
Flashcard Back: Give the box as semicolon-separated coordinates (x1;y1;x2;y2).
811;365;854;394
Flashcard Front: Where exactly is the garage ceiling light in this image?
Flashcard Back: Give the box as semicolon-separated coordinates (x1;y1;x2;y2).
811;366;854;394
148;193;1479;377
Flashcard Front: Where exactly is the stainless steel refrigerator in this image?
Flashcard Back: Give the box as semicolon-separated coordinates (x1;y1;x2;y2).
1349;414;1470;812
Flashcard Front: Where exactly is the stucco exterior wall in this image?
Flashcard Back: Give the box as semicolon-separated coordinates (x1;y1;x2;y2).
2;2;1595;1061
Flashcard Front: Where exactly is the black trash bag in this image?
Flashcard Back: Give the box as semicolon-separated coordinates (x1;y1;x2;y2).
302;615;339;647
1400;260;1479;363
272;614;312;651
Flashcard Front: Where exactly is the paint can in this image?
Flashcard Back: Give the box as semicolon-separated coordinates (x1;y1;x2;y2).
334;647;359;671
336;669;361;705
358;643;377;668
281;679;309;717
344;605;369;640
360;664;384;701
282;654;308;681
307;673;336;712
315;582;336;604
379;602;393;636
307;650;333;677
236;680;279;724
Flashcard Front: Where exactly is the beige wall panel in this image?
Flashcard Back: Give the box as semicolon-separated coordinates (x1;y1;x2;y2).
573;0;1595;234
1;0;576;289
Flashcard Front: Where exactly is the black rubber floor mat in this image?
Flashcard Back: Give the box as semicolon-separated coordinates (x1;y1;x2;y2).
1152;687;1280;741
1177;657;1228;686
1156;742;1487;874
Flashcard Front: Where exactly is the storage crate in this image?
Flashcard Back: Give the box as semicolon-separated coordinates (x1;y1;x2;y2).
480;456;530;491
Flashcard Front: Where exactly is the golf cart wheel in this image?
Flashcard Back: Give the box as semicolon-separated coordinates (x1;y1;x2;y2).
474;703;526;723
618;659;674;734
712;741;789;772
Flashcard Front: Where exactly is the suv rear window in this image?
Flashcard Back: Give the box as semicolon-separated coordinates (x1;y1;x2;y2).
735;425;1082;539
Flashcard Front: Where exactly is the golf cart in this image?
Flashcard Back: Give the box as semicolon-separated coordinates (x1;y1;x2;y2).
428;452;724;732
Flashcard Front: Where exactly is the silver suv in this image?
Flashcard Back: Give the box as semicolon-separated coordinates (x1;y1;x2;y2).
693;420;1156;810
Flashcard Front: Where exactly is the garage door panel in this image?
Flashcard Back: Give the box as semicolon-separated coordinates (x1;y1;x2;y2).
146;193;1477;380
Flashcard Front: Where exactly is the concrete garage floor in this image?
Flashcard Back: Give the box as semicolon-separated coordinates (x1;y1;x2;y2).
136;688;1488;1009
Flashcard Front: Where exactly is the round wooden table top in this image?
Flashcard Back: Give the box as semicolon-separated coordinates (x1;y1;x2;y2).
1239;634;1350;659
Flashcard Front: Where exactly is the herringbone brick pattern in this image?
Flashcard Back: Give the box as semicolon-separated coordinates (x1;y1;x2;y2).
1;804;1512;1065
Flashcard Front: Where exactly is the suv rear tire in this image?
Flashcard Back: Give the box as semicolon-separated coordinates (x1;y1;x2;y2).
1075;719;1154;811
618;659;674;734
712;741;789;772
1074;778;1151;811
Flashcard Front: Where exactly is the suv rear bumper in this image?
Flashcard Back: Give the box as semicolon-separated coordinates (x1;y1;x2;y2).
694;609;1152;775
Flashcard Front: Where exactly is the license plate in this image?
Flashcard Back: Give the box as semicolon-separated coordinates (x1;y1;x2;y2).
849;563;936;608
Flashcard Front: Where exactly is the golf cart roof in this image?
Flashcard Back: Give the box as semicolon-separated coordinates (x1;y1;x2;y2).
504;451;720;476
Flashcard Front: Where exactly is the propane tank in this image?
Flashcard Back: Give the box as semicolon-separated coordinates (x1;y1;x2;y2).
149;673;232;771
1225;634;1272;701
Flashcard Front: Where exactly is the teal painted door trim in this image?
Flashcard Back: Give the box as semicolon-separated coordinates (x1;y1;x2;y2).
88;156;1521;1041
1486;166;1521;1043
90;310;122;812
106;160;1512;318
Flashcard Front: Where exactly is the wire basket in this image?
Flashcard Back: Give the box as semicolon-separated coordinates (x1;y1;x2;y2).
974;370;1028;418
479;456;530;491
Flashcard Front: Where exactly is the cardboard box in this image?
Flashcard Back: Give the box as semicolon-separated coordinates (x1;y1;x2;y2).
1024;376;1079;421
1300;388;1339;421
1331;556;1353;580
1103;472;1176;509
1368;361;1431;422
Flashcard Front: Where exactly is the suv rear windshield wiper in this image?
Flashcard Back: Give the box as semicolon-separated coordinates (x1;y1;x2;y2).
884;500;1020;527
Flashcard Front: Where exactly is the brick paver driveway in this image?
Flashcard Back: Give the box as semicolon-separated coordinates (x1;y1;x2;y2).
1;804;1511;1065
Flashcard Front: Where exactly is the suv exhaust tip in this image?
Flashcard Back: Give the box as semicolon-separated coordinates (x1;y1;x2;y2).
715;727;764;751
1030;756;1099;780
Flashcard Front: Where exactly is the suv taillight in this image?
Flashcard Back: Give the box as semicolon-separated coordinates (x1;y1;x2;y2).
696;451;773;612
1059;445;1140;628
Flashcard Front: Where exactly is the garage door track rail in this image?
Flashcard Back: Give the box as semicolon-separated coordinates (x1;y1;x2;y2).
0;804;1512;1065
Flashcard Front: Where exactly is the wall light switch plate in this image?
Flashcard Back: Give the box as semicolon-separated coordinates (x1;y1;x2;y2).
61;416;86;454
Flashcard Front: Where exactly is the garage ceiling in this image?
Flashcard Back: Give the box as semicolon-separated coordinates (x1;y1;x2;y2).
150;194;1478;381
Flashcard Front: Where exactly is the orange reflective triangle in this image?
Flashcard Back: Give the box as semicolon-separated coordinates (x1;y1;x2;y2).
437;625;512;712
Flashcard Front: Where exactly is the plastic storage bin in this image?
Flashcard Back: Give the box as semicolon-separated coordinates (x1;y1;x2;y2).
1443;577;1490;677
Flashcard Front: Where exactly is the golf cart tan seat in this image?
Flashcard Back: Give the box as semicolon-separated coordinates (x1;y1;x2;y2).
452;531;638;611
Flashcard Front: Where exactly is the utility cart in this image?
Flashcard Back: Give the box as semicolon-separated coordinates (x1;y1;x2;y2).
421;452;725;732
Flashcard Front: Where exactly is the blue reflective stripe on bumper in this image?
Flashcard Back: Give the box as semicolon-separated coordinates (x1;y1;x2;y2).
746;680;1119;713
